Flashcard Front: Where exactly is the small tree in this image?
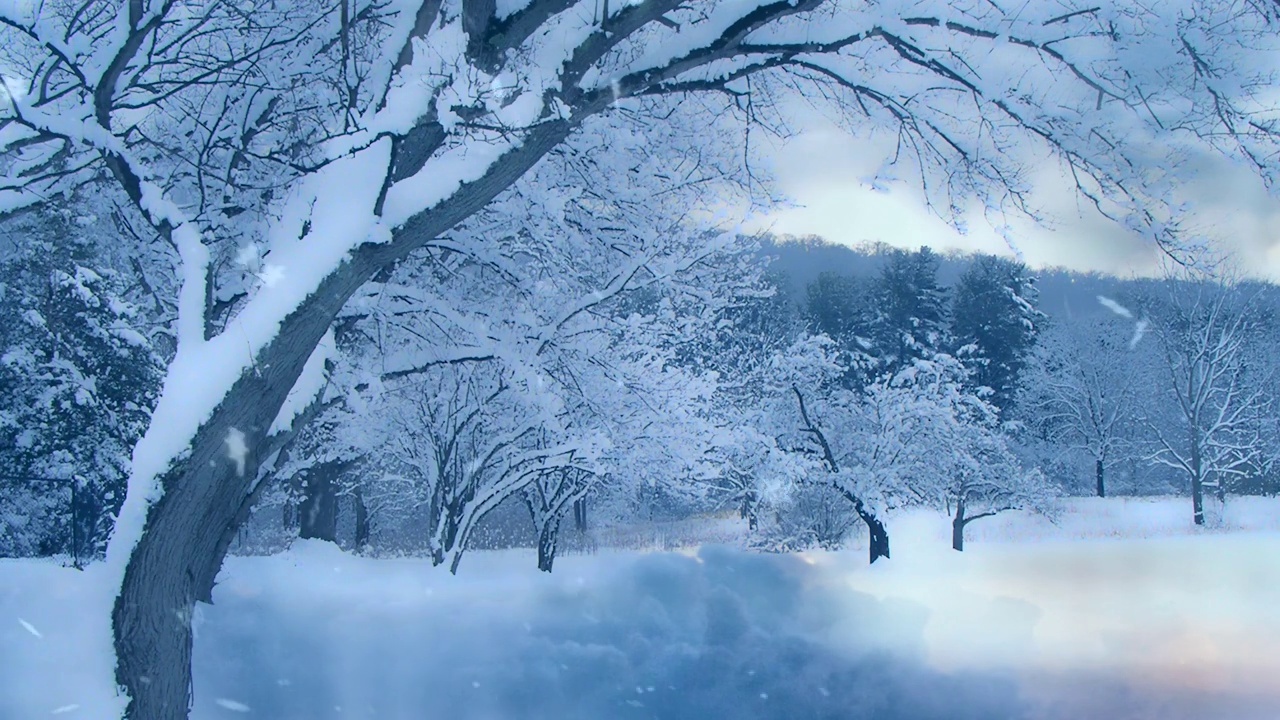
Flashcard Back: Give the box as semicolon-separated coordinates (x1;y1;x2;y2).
1020;313;1141;498
859;352;1052;553
1147;271;1271;526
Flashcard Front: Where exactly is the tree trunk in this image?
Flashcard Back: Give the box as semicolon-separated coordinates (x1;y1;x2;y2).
353;485;369;550
841;493;888;563
111;101;581;720
835;487;889;564
952;497;966;552
537;514;561;572
739;490;759;532
1182;425;1203;520
298;462;341;543
1095;458;1105;498
859;510;889;563
112;258;374;719
1191;476;1205;526
112;389;276;720
573;497;587;532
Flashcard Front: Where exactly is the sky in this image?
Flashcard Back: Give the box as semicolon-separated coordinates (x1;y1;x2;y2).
756;121;1280;281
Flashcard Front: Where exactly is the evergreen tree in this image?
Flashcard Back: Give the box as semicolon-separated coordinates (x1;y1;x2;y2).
950;254;1042;413
869;247;949;375
805;272;875;388
0;211;162;558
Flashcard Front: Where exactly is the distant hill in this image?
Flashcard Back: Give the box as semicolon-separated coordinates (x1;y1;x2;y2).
757;235;1148;324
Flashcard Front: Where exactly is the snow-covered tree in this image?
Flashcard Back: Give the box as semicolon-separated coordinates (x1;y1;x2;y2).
913;357;1056;551
869;246;949;375
277;221;753;571
0;210;161;558
1019;311;1142;497
781;339;1051;555
951;254;1042;413
804;271;876;388
690;266;802;531
3;0;1279;715
1146;271;1272;526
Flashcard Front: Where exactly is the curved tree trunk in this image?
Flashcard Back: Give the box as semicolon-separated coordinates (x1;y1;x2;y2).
834;487;888;563
843;489;889;563
112;260;372;719
862;511;890;563
536;514;561;572
791;386;889;564
111;94;579;719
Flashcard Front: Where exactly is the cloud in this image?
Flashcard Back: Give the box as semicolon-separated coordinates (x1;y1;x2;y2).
758;119;1280;279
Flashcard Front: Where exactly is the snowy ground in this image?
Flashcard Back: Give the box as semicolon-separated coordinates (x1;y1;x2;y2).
3;497;1280;719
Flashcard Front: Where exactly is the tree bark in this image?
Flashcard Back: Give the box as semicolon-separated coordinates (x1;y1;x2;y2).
1191;434;1205;526
1095;457;1105;498
833;487;888;563
1191;476;1205;526
536;513;561;572
739;490;758;532
112;257;375;720
298;462;342;543
859;508;890;563
353;485;369;550
952;497;966;552
111;74;584;720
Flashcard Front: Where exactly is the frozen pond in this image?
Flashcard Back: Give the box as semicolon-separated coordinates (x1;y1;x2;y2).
4;520;1279;719
190;532;1280;720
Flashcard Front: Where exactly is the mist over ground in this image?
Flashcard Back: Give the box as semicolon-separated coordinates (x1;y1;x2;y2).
5;503;1280;720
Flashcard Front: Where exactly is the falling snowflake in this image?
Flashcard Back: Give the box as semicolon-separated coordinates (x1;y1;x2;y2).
234;243;261;270
51;704;80;714
488;73;515;101
257;263;286;288
1129;318;1150;350
18;618;42;637
224;427;248;476
1097;295;1133;319
214;698;250;712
